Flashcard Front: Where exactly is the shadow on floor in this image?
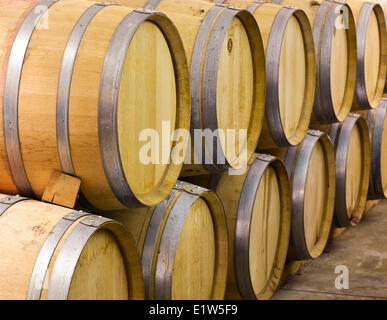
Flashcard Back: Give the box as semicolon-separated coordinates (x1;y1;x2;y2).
273;200;387;300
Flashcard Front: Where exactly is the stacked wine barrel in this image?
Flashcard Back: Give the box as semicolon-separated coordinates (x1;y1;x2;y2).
104;181;229;300
0;0;192;299
358;98;387;199
0;194;144;300
125;0;268;176
0;0;386;301
216;0;317;149
271;0;357;123
0;0;191;210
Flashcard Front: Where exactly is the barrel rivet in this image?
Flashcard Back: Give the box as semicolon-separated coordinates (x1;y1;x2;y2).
308;129;323;137
348;112;359;118
259;154;274;162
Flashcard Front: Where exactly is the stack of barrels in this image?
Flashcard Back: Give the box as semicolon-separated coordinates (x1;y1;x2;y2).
0;0;385;300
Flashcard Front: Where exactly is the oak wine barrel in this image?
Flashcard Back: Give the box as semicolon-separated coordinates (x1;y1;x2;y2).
206;153;291;300
265;130;336;261
360;99;387;199
0;0;190;210
367;0;387;24
272;0;357;124
367;0;387;98
210;0;316;148
377;0;387;99
104;181;228;300
329;113;371;226
113;0;266;176
369;1;387;98
0;194;144;300
338;0;387;110
371;0;387;13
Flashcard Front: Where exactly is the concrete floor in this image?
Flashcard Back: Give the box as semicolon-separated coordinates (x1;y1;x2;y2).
273;200;387;300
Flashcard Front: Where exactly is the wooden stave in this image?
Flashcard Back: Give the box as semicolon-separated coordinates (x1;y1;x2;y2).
146;181;228;300
0;194;144;300
273;0;357;124
209;0;316;148
288;132;334;259
1;0;190;210
252;2;316;148
354;1;387;110
364;99;387;199
2;0;61;198
371;0;387;98
329;113;371;226
208;153;291;300
262;130;336;261
311;1;357;123
118;0;266;175
96;8;189;208
189;6;264;173
0;0;41;195
273;0;387;112
340;0;387;110
104;181;228;300
287;130;335;260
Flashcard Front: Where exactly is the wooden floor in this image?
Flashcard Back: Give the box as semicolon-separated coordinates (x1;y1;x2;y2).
273;200;387;300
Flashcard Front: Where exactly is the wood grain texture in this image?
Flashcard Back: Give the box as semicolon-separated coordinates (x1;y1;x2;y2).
0;194;141;300
249;165;281;297
0;0;40;195
271;0;356;122
102;206;155;253
267;134;336;260
331;17;350;115
0;197;71;300
104;185;227;300
1;0;189;209
18;0;90;197
303;141;329;255
261;1;307;132
69;3;184;209
216;17;254;167
41;171;81;208
222;1;315;148
68;229;129;300
343;0;387;109
358;105;387;199
278;15;306;140
172;198;216;300
364;10;381;102
329;116;371;226
113;0;265;174
214;153;290;300
346;123;364;217
117;20;176;199
67;4;135;210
